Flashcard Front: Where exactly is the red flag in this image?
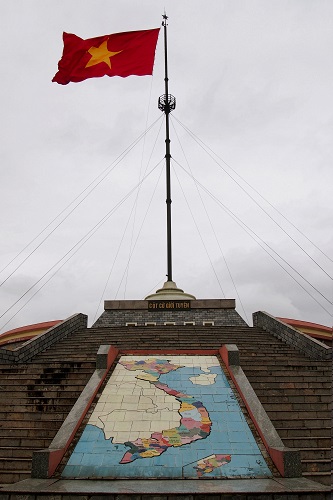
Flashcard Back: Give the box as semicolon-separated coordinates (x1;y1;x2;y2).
53;28;160;85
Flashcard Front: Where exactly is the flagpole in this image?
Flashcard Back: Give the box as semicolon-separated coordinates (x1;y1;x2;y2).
158;13;176;282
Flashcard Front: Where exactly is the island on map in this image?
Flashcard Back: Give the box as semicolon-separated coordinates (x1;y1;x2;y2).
194;454;232;477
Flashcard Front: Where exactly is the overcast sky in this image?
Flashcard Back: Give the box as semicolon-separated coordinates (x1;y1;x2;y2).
0;0;332;333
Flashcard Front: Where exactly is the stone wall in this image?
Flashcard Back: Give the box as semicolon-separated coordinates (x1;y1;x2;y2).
93;300;247;328
253;311;331;360
0;313;88;364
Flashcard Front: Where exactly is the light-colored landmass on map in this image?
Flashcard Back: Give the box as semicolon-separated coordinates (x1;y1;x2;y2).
190;373;217;385
88;366;181;442
88;356;220;444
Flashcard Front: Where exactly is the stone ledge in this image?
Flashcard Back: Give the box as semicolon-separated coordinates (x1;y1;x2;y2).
1;477;329;496
104;298;236;310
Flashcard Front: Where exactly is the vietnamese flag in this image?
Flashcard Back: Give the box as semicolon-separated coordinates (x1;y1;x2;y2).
52;28;160;85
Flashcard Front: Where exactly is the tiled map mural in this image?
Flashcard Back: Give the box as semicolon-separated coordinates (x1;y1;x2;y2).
62;355;271;478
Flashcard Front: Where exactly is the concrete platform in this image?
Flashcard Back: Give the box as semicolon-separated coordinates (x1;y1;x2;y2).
0;477;330;497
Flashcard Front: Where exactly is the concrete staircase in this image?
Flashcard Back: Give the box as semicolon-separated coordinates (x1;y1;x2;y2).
0;325;330;486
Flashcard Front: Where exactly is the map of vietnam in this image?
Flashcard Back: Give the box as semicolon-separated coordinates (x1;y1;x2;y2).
62;355;273;479
119;358;212;464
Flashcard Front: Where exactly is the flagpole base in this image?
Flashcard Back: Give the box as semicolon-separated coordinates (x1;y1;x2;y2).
145;280;196;301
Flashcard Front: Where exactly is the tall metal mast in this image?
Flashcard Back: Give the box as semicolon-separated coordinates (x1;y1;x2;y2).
158;14;176;282
145;15;196;302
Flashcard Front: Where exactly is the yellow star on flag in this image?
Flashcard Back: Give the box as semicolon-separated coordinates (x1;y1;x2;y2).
85;40;122;69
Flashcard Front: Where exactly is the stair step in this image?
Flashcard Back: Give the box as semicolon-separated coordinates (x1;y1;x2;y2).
255;395;331;404
0;457;32;471
281;437;330;448
0;470;31;484
0;401;75;422
267;410;329;419
0;437;52;448
262;403;330;412
0;428;58;438
272;418;331;428
249;370;331;375
276;427;331;438
0;395;82;405
301;459;331;473
0;416;69;427
254;392;331;400
302;471;331;486
0;364;94;373
0;447;35;459
0;377;93;384
298;448;331;460
1;386;89;394
252;381;331;389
